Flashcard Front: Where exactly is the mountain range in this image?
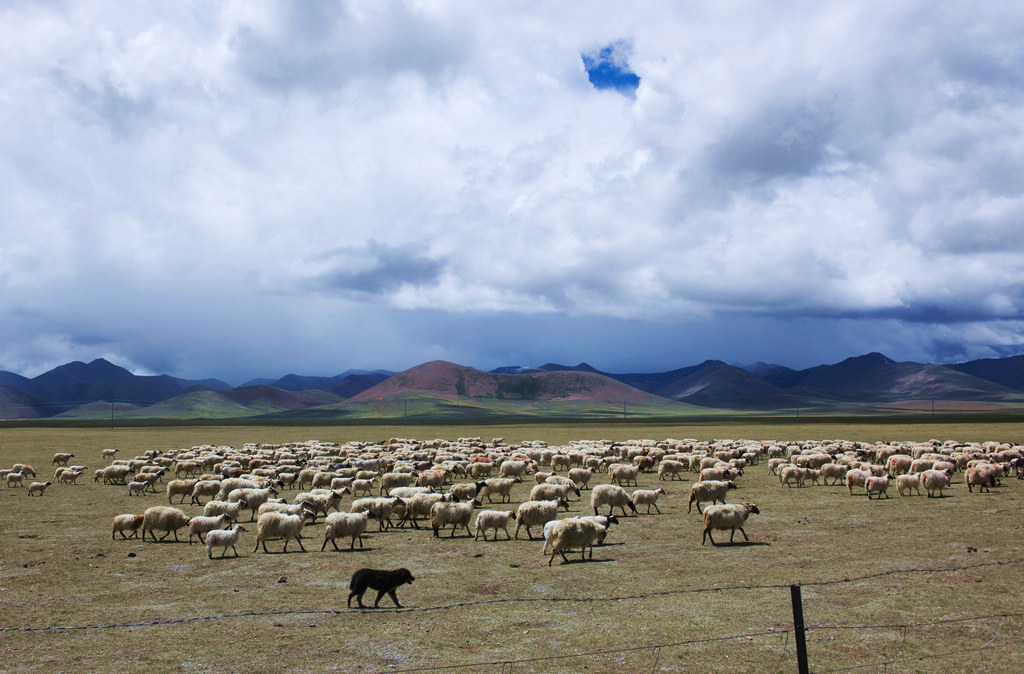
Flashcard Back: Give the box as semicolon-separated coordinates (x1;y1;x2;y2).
1;352;1022;420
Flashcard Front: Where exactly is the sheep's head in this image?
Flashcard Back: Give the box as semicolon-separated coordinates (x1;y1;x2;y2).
726;480;737;490
745;503;760;515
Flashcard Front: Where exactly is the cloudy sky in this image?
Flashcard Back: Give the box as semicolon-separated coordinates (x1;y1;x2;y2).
2;1;1023;385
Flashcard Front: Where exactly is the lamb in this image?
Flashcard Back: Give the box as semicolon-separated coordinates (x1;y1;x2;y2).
591;484;637;517
321;510;370;551
896;473;922;496
515;498;569;540
57;469;83;485
127;480;151;496
351;478;376;497
473;509;516;541
548;518;606;565
921;469;951;498
254;511;309;553
529;482;579;505
203;499;248;521
102;448;118;459
779;466;805;488
142;506;192;542
631;488;666;514
206;525;246;559
6;472;24;488
865;475;891;499
111;513;145;540
187;513;234;545
687;480;737;514
27;481;52;496
430;500;476;538
701;503;760;546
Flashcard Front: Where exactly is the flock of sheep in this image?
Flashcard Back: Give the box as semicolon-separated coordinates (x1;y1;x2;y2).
8;435;1023;567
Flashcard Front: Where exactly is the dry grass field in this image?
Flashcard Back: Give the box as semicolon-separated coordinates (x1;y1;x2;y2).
1;422;1023;672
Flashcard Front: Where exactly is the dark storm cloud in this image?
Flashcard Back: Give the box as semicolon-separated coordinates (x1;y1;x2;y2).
314;242;446;297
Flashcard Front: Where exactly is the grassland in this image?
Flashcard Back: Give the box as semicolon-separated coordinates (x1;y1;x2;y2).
2;421;1023;672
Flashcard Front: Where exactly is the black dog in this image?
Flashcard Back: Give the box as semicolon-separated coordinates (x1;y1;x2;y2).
347;567;415;609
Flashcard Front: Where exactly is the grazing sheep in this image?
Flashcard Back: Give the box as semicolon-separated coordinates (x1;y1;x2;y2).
921;469;951;498
388;486;435;499
379;472;415;495
865;475;891;499
701;503;760;546
26;480;51;496
529;482;579;505
779;466;806;488
515;498;569;540
415;470;446;489
631;488;666;514
6;472;24;488
258;500;316;521
699;466;738;482
687;480;737;514
187;513;233;545
321;510;370;551
542;515;615;554
52;452;74;466
819;463;847;486
548;518;606;565
473;509;516;541
102;448;118;459
142;506;192;542
206;525;246;559
396;492;455;529
499;459;530;481
430;501;476;538
896;473;922;496
203;499;248;521
351;478;376;497
591;484;637;517
111;513;145;540
101;464;134;485
293;489;347;521
254;511;308;553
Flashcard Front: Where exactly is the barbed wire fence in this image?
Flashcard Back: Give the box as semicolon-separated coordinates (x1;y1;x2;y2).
3;557;1022;672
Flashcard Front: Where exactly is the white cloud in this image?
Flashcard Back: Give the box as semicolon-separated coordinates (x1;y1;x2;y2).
2;1;1024;379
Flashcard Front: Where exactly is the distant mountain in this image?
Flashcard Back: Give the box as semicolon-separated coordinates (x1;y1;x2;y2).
17;359;195;410
59;386;342;420
0;370;30;388
169;376;233;392
349;360;659;404
256;370;394;395
0;385;50;419
741;362;801;388
947;354;1024;391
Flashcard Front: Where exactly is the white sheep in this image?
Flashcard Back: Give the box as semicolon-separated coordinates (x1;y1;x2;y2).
57;469;83;485
227;486;279;521
5;472;23;488
166;479;198;504
481;477;516;503
395;492;447;529
567;467;593;489
548;518;606;565
542;515;616;554
778;465;805;488
388;486;435;499
699;466;738;482
965;466;998;493
515;498;569;540
896;473;922;496
631;488;666;514
701;503;760;546
142;506;192;542
127;480;150;496
865;475;891;499
529;482;579;505
499;459;530;481
321;510;370;551
190;479;222;505
27;481;52;496
379;472;414;494
187;513;234;545
351;478;375;497
254;511;308;553
203;499;248;521
922;469;951;498
845;469;869;495
206;525;247;559
293;489;347;521
591;484;637;517
350;497;406;531
657;460;686;481
609;464;639;486
52;452;74;466
473;509;516;540
111;513;145;540
430;500;476;538
448;480;487;502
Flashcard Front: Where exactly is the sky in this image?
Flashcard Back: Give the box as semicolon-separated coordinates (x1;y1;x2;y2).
2;1;1024;385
